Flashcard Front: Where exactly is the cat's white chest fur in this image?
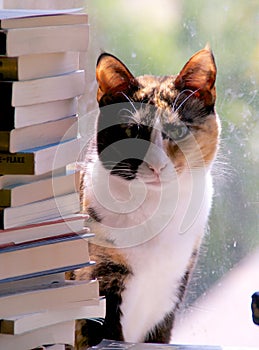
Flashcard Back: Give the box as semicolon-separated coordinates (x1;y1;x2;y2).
119;171;213;342
88;157;214;342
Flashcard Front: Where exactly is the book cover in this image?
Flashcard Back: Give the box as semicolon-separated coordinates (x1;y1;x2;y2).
0;261;94;285
0;271;66;295
0;297;105;335
3;0;84;10
0;98;78;130
0;115;78;152
0;70;85;107
0;231;91;280
0;214;88;245
0;137;81;175
0;9;88;29
0;191;80;229
0;23;89;57
0;167;65;188
0;51;79;81
0;279;99;318
0;320;75;350
0;169;80;207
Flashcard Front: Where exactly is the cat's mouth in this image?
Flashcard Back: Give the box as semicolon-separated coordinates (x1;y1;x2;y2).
137;173;163;186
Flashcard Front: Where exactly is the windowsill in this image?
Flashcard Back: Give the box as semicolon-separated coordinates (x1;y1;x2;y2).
173;248;259;348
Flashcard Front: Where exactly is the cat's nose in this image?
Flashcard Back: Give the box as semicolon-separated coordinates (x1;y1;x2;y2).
148;163;167;176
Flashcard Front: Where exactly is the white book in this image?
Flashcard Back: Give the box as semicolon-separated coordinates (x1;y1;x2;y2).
3;70;85;107
0;320;75;350
0;297;105;335
0;232;91;281
0;192;80;229
0;51;79;81
0;137;81;176
14;98;78;128
0;115;78;152
0;23;89;57
0;272;66;295
0;10;88;29
3;0;84;10
0;169;80;207
0;279;99;318
0;168;65;188
0;213;87;245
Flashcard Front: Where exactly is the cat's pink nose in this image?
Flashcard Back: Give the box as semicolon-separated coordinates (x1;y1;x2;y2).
148;163;166;176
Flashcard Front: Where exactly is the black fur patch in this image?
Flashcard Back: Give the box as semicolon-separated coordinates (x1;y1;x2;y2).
91;259;133;341
88;206;102;223
144;311;174;343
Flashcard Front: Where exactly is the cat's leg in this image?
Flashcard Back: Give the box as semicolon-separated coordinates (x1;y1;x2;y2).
144;265;195;344
144;311;175;343
70;244;132;348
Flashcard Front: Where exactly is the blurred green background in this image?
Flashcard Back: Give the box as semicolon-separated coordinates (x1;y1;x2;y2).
84;0;259;303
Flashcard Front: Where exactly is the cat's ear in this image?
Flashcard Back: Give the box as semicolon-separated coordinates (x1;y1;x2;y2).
174;46;217;106
96;53;139;106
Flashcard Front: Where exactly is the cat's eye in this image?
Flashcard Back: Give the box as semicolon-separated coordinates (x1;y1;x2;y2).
163;123;189;141
122;123;139;138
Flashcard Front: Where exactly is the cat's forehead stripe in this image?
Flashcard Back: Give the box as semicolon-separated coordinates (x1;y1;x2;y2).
135;75;178;109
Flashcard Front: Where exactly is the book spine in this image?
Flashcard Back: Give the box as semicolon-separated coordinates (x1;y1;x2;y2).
0;57;18;80
0;81;15;131
0;189;11;207
0;152;35;175
0;132;10;152
0;31;7;56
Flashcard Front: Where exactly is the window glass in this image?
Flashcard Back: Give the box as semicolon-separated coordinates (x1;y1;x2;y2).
84;0;259;346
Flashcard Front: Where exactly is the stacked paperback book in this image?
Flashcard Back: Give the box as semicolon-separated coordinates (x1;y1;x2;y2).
0;9;105;350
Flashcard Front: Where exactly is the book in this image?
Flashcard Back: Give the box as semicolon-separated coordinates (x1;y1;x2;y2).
0;279;99;318
1;98;78;130
0;51;79;81
88;340;224;350
0;232;91;281
0;320;75;350
0;191;80;229
0;23;89;57
0;167;65;188
3;0;84;10
0;261;94;284
36;345;66;350
0;271;66;295
0;10;88;29
0;70;85;107
0;214;88;245
0;297;105;335
0;137;81;175
0;169;80;207
0;115;78;152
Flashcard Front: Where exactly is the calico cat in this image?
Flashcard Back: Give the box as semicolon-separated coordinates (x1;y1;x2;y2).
68;46;221;349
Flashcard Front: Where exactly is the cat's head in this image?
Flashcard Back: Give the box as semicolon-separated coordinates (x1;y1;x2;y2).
95;46;220;185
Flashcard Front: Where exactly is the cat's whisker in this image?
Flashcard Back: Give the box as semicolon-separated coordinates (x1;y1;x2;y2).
174;88;200;113
172;89;191;112
172;88;195;112
120;92;138;114
120;108;139;123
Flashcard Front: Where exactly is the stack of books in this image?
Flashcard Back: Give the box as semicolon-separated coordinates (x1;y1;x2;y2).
0;9;105;350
